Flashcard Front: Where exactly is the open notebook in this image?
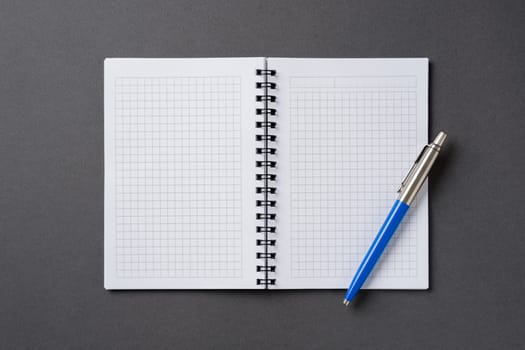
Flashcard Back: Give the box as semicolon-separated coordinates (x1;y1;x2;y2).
104;57;428;289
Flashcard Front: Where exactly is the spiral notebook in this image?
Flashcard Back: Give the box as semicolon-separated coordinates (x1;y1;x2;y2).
104;57;428;289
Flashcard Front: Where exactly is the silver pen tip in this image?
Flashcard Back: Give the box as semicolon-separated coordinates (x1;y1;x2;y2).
343;300;350;306
432;131;447;148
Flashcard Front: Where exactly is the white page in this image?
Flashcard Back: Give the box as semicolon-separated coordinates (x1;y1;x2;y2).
105;58;263;289
269;58;428;289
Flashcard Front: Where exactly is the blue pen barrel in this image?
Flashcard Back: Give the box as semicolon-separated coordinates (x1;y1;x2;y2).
344;199;410;303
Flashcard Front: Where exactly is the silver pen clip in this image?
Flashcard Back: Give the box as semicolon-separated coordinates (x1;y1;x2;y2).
397;145;428;193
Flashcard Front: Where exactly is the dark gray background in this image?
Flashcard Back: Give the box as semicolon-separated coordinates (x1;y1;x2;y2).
1;0;524;348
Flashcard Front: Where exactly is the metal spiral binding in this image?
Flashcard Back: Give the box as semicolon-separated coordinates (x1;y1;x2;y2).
255;68;277;287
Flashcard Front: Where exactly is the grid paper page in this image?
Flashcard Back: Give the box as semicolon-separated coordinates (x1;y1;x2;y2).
270;58;428;289
105;58;262;289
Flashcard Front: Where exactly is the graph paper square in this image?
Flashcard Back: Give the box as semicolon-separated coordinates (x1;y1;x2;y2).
113;76;243;279
287;76;420;281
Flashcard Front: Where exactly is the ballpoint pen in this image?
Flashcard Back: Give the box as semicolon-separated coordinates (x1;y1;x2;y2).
343;131;447;306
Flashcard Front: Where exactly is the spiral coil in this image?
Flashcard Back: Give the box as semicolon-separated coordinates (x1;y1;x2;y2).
255;68;277;287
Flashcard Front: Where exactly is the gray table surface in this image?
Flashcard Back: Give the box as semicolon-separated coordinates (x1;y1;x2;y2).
2;0;525;349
